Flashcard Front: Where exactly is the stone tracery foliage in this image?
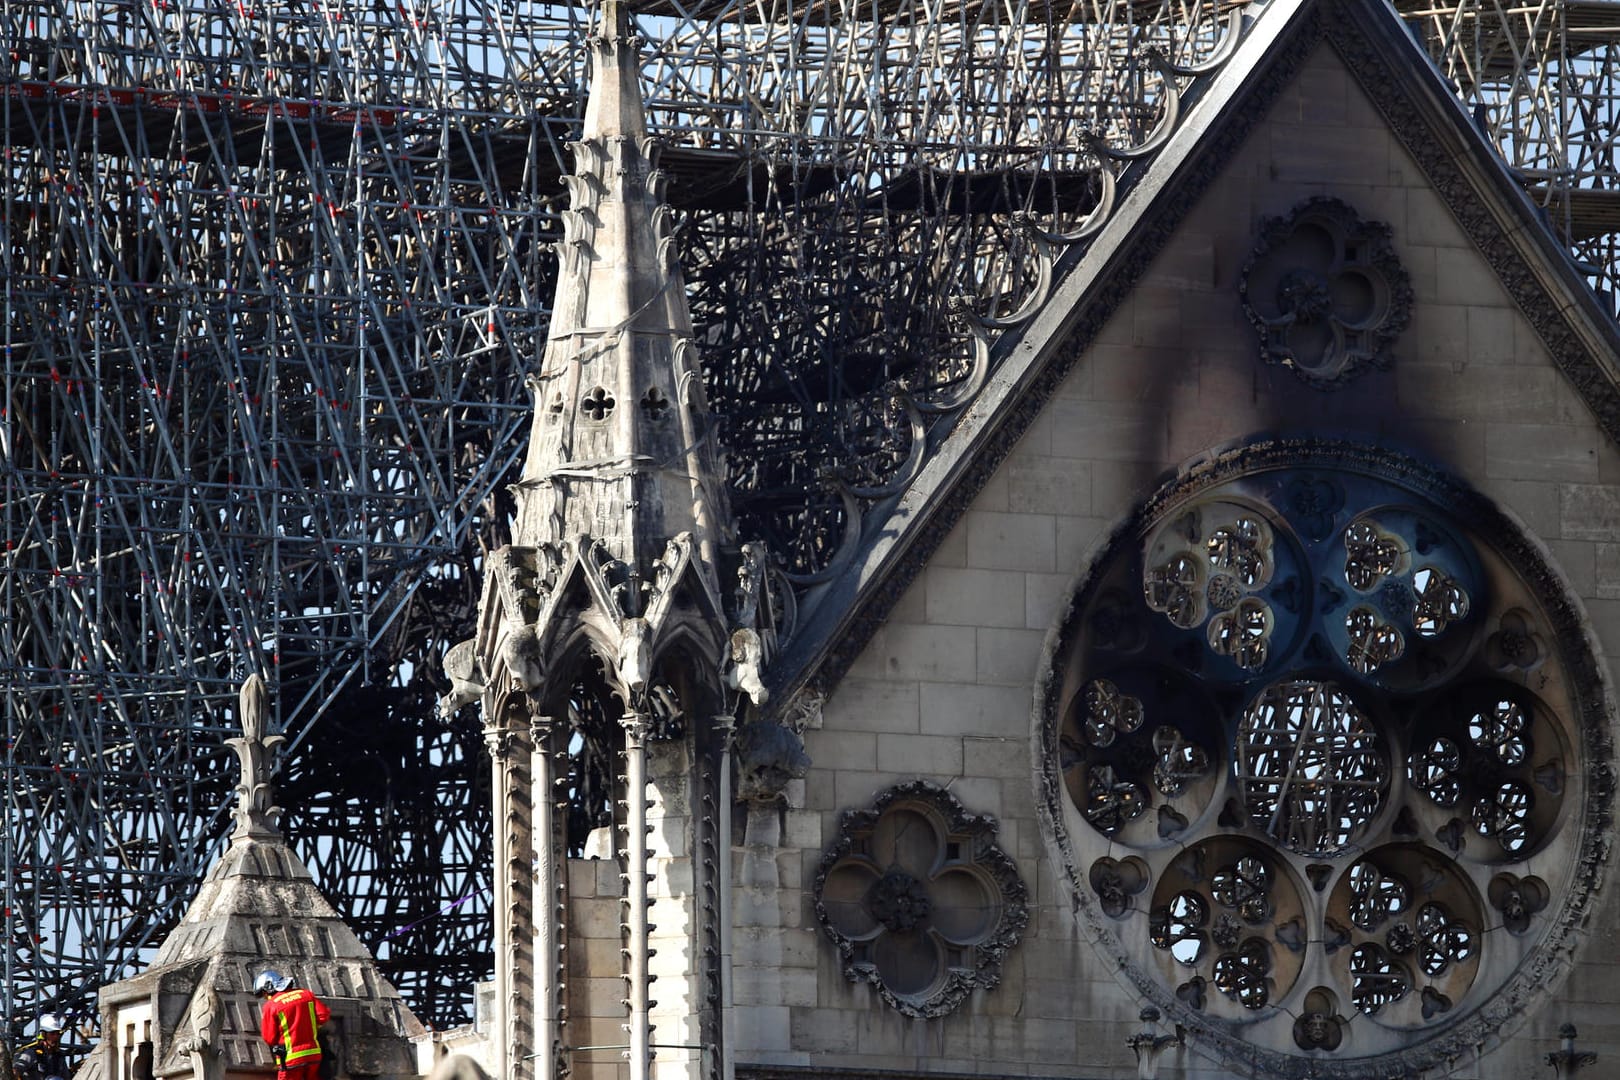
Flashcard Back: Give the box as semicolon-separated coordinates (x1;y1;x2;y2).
1037;441;1613;1077
815;781;1027;1018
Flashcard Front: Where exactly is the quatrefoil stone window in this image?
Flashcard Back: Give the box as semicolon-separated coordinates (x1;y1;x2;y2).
1037;440;1613;1077
1239;198;1412;389
815;781;1027;1018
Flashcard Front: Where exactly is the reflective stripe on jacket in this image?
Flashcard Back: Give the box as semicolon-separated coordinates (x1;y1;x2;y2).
260;988;331;1065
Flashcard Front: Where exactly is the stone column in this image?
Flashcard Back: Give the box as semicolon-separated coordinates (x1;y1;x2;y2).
530;711;561;1080
620;712;651;1080
487;715;535;1080
714;716;735;1080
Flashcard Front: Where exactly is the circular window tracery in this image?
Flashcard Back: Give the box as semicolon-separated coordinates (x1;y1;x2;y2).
1234;679;1388;856
1036;442;1613;1077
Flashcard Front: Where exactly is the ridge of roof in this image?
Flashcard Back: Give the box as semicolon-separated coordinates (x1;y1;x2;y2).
770;0;1620;705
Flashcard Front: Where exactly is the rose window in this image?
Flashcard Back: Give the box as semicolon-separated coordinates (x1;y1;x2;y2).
1038;442;1611;1076
815;781;1027;1018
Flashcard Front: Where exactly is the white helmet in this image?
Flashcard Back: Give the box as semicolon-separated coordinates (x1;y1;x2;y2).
253;970;291;996
38;1013;65;1033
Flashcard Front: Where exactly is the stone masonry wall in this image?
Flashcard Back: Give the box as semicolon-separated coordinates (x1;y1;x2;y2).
732;38;1620;1080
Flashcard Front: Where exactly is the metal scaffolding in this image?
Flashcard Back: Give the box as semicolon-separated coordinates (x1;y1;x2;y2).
4;0;1616;1038
1396;0;1620;307
0;0;1239;1030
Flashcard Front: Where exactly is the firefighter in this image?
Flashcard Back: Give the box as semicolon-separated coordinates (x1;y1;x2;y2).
12;1014;69;1080
254;972;330;1080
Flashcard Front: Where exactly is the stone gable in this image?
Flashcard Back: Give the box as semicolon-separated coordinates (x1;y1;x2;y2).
755;33;1620;1080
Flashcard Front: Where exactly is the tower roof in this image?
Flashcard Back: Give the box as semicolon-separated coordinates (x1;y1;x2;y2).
79;679;423;1080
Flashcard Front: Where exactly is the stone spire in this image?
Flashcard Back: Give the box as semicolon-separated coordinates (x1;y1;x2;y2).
512;0;731;588
443;12;785;1080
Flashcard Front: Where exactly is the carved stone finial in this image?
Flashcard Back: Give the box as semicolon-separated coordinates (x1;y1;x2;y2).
1127;1008;1184;1080
1548;1023;1598;1077
225;674;285;841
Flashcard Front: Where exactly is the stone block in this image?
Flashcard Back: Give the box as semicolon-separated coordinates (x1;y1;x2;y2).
597;859;622;897
568;860;598;898
1405;186;1464;249
1478;477;1561;539
1127;288;1188;351
650;859;692;895
924;567;1027;628
1487;424;1601;483
1145;231;1218;291
781;808;822;850
1269;121;1389;187
968;469;1010;513
1055;515;1108;570
966;510;1057;572
992;1016;1078;1063
961;734;1030;778
569;1059;627;1080
646;940;696;979
648;1054;701;1080
570;936;623;977
1581;597;1620;662
929;521;969;567
1561;483;1620;541
1009;410;1055;458
1596;543;1620;600
731;1006;792;1053
1047;397;1169;463
570;896;624;938
886;575;927;624
580;976;630;1018
1412;303;1467;364
1401;243;1439;307
789;1006;859;1053
1466;305;1519;366
802;768;835;812
1092;297;1136;348
821;677;921;734
733;966;817;1007
1090;460;1171;521
845;623;976;683
1515;309;1555;367
876;732;964;776
1432;243;1509;307
1025;571;1074;630
1092;345;1198;401
918;682;1030;737
1398;362;1567;423
1005;456;1093;517
1545;538;1595;597
803;729;877;771
941;775;1003;815
835;769;913;811
731;884;790;929
1391;419;1486;478
975;627;1045;686
647;819;689;859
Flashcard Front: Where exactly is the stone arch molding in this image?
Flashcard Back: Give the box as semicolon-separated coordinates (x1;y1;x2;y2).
815;780;1029;1018
1034;439;1615;1079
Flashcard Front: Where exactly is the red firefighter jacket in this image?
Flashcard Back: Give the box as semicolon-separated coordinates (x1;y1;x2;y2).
260;989;331;1066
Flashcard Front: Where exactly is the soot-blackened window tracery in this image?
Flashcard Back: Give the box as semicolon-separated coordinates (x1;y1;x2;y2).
1039;443;1608;1076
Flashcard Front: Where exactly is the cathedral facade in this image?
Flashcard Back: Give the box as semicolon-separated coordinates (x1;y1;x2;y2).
452;0;1620;1076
